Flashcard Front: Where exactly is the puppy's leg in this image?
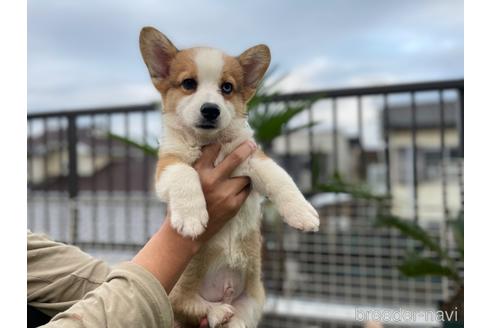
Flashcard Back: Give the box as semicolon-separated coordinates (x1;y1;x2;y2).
155;154;208;237
249;151;319;232
226;232;265;328
172;293;217;326
172;292;235;328
227;285;265;328
227;263;265;327
207;302;235;328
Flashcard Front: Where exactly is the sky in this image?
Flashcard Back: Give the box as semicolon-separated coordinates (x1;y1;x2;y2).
28;0;464;112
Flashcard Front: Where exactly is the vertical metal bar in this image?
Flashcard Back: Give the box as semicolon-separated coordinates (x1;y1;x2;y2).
43;118;50;233
28;120;35;230
410;92;419;223
308;103;315;190
283;102;292;174
457;158;464;214
357;96;366;181
457;88;464;158
91;114;98;242
439;90;449;221
332;98;338;175
332;98;340;223
383;94;391;196
143;111;150;239
58;117;66;241
374;221;384;305
124;113;131;241
67;115;79;243
107;114;114;242
457;88;464;212
390;227;399;304
438;90;451;301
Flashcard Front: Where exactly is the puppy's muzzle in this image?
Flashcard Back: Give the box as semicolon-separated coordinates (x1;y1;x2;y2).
197;103;220;129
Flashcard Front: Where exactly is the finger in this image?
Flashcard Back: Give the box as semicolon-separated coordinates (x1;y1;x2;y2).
194;144;221;169
214;141;256;179
233;184;251;207
227;176;251;195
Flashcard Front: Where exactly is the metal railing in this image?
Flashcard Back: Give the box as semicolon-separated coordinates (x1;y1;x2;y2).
27;79;464;328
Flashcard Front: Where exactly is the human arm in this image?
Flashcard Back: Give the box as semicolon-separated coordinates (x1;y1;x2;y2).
27;231;174;328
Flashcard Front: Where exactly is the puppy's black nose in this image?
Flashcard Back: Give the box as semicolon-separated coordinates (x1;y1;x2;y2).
200;103;220;121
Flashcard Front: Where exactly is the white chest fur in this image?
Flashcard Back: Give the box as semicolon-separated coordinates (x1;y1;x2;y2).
159;122;264;267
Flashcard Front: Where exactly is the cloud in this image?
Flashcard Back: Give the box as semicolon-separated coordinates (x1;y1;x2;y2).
28;0;463;110
29;83;158;111
272;57;334;92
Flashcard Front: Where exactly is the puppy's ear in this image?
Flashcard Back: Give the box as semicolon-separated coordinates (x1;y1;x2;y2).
139;27;178;80
237;44;271;100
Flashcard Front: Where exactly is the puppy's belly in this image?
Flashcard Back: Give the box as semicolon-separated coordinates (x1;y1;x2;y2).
199;266;246;303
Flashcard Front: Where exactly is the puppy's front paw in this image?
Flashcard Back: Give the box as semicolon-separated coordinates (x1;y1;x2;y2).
226;317;247;328
170;205;208;238
280;199;319;232
208;303;235;328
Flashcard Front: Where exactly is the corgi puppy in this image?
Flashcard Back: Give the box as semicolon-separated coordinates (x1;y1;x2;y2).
139;26;319;328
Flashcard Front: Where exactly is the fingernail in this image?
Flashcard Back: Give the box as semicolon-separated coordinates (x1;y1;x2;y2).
247;141;257;152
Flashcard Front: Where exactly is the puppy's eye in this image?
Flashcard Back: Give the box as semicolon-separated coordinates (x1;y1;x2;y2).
181;79;197;91
221;82;233;94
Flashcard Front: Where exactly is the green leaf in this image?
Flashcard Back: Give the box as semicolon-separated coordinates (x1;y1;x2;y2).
399;253;461;283
375;215;445;257
316;174;387;202
107;133;158;158
450;212;464;260
249;105;308;145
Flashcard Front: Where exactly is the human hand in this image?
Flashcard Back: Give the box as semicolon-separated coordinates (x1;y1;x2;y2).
192;140;256;245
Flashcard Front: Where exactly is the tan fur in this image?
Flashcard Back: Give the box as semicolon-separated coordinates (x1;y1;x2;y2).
155;154;181;181
254;148;269;160
152;48;254;117
157;49;198;112
160;51;252;116
237;45;270;102
222;55;248;116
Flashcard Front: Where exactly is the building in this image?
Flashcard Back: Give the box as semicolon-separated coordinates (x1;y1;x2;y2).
28;127;155;192
384;101;463;221
271;125;355;191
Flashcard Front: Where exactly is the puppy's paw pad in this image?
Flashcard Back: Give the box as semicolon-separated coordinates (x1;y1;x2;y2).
208;303;235;328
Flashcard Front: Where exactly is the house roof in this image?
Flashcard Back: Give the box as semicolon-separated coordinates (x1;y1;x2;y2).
385;101;459;130
28;126;157;192
30;157;156;192
28;127;151;157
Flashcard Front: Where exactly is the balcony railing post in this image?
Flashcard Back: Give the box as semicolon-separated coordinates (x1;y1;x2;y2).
458;87;464;158
410;92;419;223
308;103;315;190
383;94;391;196
67;114;79;243
458;87;464;212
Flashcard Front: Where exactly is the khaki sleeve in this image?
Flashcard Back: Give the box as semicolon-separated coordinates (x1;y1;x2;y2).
27;232;174;328
28;231;112;316
41;262;174;328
